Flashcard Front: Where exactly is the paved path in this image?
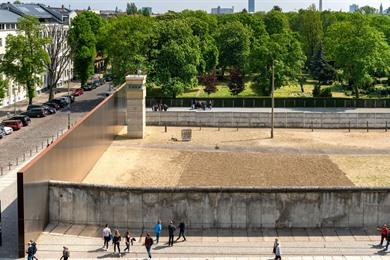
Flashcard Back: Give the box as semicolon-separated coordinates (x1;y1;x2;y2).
151;107;390;113
0;84;111;258
30;223;390;259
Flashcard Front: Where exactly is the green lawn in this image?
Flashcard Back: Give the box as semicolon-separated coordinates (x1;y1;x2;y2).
148;80;389;99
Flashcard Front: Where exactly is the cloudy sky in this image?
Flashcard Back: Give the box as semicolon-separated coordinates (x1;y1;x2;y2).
39;0;388;12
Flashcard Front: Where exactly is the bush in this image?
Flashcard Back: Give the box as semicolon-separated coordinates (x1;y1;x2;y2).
319;87;332;97
312;84;321;97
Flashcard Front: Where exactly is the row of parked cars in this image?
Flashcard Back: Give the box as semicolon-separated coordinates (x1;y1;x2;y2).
0;93;79;139
82;75;111;91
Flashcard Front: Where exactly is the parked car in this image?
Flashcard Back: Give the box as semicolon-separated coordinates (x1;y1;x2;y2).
44;101;61;110
82;83;93;91
92;81;99;89
0;125;13;135
62;95;74;103
2;119;23;131
104;75;112;82
8;115;31;127
0;127;5;139
72;88;84;96
21;108;47;118
99;78;105;85
50;98;68;108
27;104;56;115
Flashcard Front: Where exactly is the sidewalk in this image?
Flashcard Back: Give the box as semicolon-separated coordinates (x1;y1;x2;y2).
31;223;390;259
0;82;80;119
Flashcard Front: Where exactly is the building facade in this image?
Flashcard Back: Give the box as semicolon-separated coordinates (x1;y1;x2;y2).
349;4;359;12
248;0;255;13
211;6;234;14
0;3;76;108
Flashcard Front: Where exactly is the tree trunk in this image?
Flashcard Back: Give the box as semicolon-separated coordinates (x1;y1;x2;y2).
354;84;360;99
300;82;305;93
27;83;34;105
48;85;55;101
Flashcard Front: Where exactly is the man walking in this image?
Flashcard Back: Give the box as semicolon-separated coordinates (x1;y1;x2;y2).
168;221;176;246
383;229;390;252
144;233;154;259
377;224;388;247
102;224;112;251
154;220;162;244
26;242;34;260
60;246;70;260
273;239;282;260
176;222;186;241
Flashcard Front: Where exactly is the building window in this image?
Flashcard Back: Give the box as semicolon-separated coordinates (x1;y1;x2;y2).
0;38;2;47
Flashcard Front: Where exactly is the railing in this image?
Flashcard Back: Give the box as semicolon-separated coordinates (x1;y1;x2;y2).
146;97;390;108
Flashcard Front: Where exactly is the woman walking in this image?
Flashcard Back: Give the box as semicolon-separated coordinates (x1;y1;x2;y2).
144;233;154;259
113;229;121;256
124;231;131;253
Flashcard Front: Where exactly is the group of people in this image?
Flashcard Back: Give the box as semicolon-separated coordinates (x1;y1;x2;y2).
27;241;69;260
378;223;390;251
191;100;212;110
101;220;186;259
152;103;169;111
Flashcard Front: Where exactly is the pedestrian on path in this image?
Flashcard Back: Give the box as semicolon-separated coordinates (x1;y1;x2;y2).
176;222;186;241
144;232;154;259
102;224;112;251
383;229;390;252
31;241;38;260
377;224;388;247
60;246;69;260
273;239;282;260
26;242;34;260
113;229;121;256
154;220;162;244
168;221;176;246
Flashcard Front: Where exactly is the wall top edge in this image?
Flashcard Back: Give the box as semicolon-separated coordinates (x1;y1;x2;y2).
48;181;390;193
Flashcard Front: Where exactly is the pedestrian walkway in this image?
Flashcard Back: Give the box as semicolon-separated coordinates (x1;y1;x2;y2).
31;223;390;259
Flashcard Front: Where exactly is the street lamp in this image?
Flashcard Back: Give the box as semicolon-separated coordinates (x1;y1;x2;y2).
270;59;275;139
67;75;71;129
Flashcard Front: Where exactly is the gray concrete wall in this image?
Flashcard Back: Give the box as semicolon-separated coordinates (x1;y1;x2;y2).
49;182;390;230
146;111;390;129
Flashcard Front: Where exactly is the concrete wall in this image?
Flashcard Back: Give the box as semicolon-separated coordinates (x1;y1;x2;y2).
49;182;390;230
146;111;390;129
17;84;127;257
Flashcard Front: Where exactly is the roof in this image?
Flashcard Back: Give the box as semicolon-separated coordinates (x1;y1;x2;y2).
0;9;21;23
13;4;53;19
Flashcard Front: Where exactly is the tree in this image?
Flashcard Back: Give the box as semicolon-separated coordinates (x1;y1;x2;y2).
0;78;7;102
215;21;251;78
325;14;390;98
201;71;217;94
150;20;201;97
44;24;71;101
228;68;245;95
310;43;336;89
68;14;96;86
359;6;377;15
126;2;138;15
297;8;323;69
0;16;50;104
264;9;289;35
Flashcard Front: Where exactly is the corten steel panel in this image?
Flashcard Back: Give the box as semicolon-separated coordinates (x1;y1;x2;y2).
17;85;127;257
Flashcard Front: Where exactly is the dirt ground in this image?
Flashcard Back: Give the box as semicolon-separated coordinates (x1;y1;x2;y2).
83;127;390;187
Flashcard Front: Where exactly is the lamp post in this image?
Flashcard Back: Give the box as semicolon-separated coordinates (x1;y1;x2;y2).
67;76;71;129
271;59;275;139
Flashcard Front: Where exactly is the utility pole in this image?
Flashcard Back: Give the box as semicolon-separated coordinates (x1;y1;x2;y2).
67;74;71;129
271;60;275;139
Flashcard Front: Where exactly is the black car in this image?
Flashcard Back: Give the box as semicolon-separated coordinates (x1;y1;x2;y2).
21;108;47;118
63;95;75;103
44;101;61;110
82;83;93;91
27;104;56;115
0;127;5;139
50;98;68;108
9;115;31;127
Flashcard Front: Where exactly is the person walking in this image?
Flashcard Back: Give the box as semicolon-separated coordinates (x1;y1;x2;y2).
377;224;388;247
144;232;154;259
176;222;186;241
26;242;34;260
168;221;176;246
31;241;38;260
383;229;390;252
273;239;282;260
102;224;111;251
60;246;70;260
124;231;131;253
113;229;121;256
154;220;162;244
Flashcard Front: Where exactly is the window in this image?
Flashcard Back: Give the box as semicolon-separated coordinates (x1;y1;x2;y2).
0;24;4;30
0;38;2;47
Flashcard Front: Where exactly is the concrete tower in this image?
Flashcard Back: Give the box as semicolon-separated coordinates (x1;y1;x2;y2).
319;0;323;11
380;3;383;14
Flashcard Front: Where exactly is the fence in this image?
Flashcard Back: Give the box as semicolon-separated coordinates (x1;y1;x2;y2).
146;97;390;108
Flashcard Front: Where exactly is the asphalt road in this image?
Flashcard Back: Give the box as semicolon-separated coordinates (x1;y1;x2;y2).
0;84;110;174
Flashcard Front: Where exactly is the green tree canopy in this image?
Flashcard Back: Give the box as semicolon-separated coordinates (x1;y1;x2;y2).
0;16;50;104
126;2;138;15
325;14;390;98
264;9;289;35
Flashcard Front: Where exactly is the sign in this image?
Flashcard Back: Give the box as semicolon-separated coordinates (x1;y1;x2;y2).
181;129;192;142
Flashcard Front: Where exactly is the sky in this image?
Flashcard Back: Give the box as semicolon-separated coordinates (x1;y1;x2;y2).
38;0;388;13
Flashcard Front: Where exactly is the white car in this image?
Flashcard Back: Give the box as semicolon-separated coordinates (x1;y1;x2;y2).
2;126;13;135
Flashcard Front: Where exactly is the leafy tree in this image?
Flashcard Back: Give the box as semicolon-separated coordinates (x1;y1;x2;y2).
359;6;377;15
310;43;336;88
252;32;306;95
228;68;245;95
0;78;7;101
68;14;96;85
126;2;138;15
264;9;289;35
215;21;251;77
0;16;50;104
325;14;390;98
297;7;323;69
150;20;201;97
